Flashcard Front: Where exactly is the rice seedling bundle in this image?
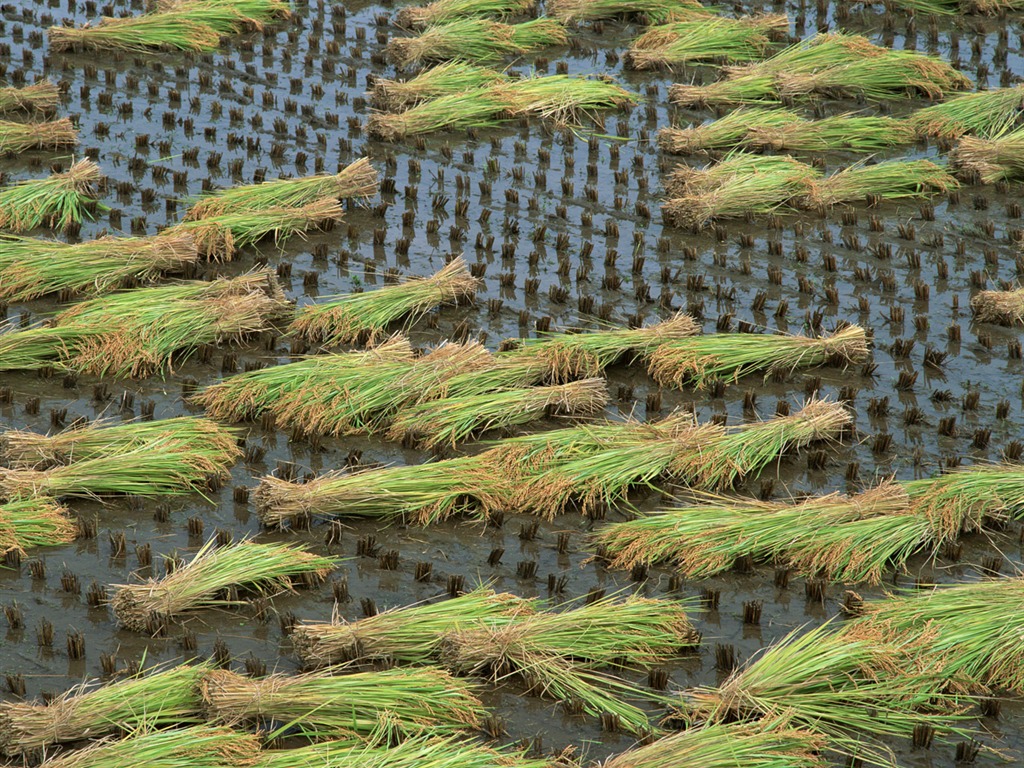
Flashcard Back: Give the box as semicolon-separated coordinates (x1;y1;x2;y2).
648;325;869;389
748;114;915;153
970;286;1024;324
0;159;102;232
256;735;552;768
0;663;208;756
270;341;494;436
0;81;60;116
155;0;291;30
657;108;800;154
667;73;779;108
193;336;415;422
292;587;535;666
951;127;1024;183
625;15;787;70
905;462;1024;537
0;324;91;373
386;18;567;67
186;158;378;219
367;88;511;140
804;160;958;208
254;454;507;526
48;13;224;53
36;725;260;768
909;84;1024;139
662;152;809;198
386;378;610;449
677;623;970;764
499;312;700;381
592;483;943;584
173;197;344;260
547;0;715;24
0;117;77;153
496;74;642;124
371;63;509;110
288;257;480;345
111;539;336;632
202;667;485;738
603;720;828;768
395;0;538;29
0;231;198;301
852;578;1024;692
0;497;77;554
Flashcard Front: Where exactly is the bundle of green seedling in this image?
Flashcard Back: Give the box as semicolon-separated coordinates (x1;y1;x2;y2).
675;622;973;766
367;73;640;140
48;0;290;53
909;84;1024;139
0;81;59;116
255;735;553;768
289;257;480;345
661;152;819;227
0;231;198;302
603;720;827;768
950;126;1024;183
0;117;77;153
668;32;970;107
646;324;870;389
0;663;209;756
0;497;77;554
0;418;242;500
659;108;914;154
386;18;567;67
625;15;787;69
185;158;378;219
0;159;102;231
0;271;287;377
396;0;538;29
547;0;716;24
869;0;1024;14
970;286;1024;325
804;159;958;208
201;667;485;740
34;726;259;768
111;539;336;633
371;62;510;110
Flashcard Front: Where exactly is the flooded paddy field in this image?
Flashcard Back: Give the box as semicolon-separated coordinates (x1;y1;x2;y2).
1;0;1024;765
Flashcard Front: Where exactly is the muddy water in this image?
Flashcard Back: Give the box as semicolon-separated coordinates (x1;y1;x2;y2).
1;0;1024;764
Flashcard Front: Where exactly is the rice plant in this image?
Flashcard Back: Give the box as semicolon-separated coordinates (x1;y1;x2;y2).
172;197;344;260
387;378;609;449
367;89;512;141
625;15;787;70
547;0;715;24
909;84;1024;139
496;74;642;124
1;271;288;378
0;81;60;116
387;18;567;66
804;159;959;208
35;725;259;768
257;736;554;768
970;286;1024;324
648;325;869;389
0;663;208;756
0;117;77;153
603;720;827;768
592;483;940;584
201;667;485;739
49;13;224;53
0;497;77;554
657;108;800;154
186;158;378;219
395;0;538;29
288;257;480;345
678;622;972;766
155;0;291;29
905;462;1024;537
254;454;507;527
292;587;534;666
951;127;1024;183
0;159;102;232
748;114;915;153
0;231;198;301
112;539;336;632
193;337;415;422
371;63;509;111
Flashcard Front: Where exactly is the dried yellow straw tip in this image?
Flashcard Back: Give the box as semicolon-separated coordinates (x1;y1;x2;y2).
0;81;60;116
950;127;1024;183
0;117;78;153
0;497;77;555
111;539;336;633
395;0;538;29
0;663;208;756
289;257;480;345
970;287;1024;325
200;667;486;739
